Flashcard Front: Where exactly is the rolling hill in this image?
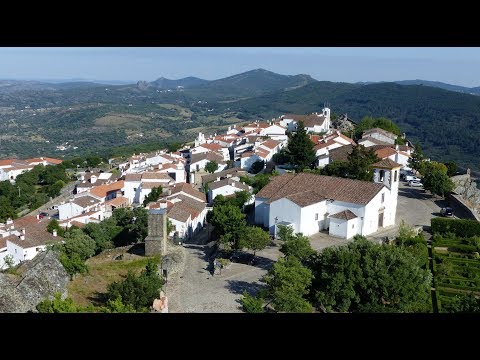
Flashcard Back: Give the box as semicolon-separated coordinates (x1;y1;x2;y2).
148;76;209;89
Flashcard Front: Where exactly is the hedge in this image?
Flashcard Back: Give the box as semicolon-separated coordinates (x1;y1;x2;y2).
431;218;480;237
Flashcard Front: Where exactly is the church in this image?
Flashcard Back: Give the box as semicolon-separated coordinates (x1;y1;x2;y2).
254;159;401;239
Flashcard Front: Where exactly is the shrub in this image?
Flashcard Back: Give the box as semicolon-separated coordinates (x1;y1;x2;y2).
431;218;480;237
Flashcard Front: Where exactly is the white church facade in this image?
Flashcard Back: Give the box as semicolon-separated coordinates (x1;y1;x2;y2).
254;158;401;239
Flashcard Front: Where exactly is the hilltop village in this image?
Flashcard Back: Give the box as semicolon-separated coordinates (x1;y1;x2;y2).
2;107;479;314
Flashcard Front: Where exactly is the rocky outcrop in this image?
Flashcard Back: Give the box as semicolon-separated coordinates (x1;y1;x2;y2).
451;173;480;215
0;250;70;313
331;114;356;133
137;80;150;90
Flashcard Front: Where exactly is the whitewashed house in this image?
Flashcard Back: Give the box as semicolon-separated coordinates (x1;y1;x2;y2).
207;178;253;204
189;152;227;173
255;158;401;239
58;194;103;220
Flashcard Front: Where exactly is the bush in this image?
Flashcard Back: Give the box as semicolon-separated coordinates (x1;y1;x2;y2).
431;218;480;237
241;290;264;313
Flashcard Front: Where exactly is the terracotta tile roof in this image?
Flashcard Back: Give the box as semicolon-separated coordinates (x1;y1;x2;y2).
259;139;281;150
328;144;355;162
375;147;397;159
202;168;247;185
330;210;358;220
0;159;14;167
170;183;206;202
6;218;63;249
190;152;225;165
314;139;337;151
173;194;206;214
255;148;270;159
24;157;44;164
142;172;173;181
286;190;326;207
141;182;166;189
125;173;142;181
0;235;11;248
167;204;192;222
104;196;129;207
398;145;412;152
73;195;101;208
372;158;402;169
208;178;251;192
363;127;397;139
258;173;384;205
199;143;223;151
89;180;124;199
310;135;321;144
241;151;255;158
398;151;411;157
43;157;63;165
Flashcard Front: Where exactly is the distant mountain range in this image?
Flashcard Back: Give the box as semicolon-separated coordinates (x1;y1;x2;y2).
1;69;480;169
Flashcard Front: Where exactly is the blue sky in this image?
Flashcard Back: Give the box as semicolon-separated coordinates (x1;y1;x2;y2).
1;47;479;87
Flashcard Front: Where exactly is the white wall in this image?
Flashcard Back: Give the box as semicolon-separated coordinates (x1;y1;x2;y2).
124;180;141;204
329;218;348;238
209;185;248;204
269;198;302;234
6;241;46;265
366;132;395;145
0;248;8;270
241;155;262;171
58;202;84;220
299;201;327;236
254;197;269;227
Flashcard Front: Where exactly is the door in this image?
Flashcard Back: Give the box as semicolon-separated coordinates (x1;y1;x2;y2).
378;212;384;228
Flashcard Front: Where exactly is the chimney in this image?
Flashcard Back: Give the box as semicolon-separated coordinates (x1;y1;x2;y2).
216;177;220;181
36;214;40;220
20;234;25;240
53;229;57;237
6;218;13;225
395;144;399;151
231;181;235;187
21;228;25;235
90;175;97;184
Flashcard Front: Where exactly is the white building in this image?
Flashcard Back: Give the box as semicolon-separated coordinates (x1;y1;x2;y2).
255;159;401;239
362;128;397;145
58;194;103;220
280;107;331;134
189;152;227;173
207;178;253;204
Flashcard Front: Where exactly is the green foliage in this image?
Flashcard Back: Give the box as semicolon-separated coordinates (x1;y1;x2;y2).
205;160;219;174
408;142;424;172
238;226;271;257
37;292;81;313
272;148;292;165
355;116;401;138
166;142;183;153
241;290;264;313
240;173;274;194
278;225;315;262
106;259;164;312
320;145;379;181
443;293;480;313
431;218;480;237
250;160;265;174
83;218;122;253
286;121;316;170
421;161;454;197
311;237;432;313
101;296;137;313
209;204;246;249
111;207;148;245
264;257;313;313
142;186;163;206
62;228;97;261
47;218;65;237
443;161;458;177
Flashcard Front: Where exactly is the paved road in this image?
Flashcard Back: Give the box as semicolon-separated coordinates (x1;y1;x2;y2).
165;225;279;313
27;181;77;218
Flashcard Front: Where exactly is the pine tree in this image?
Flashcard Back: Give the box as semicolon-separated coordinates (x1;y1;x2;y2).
286;121;316;170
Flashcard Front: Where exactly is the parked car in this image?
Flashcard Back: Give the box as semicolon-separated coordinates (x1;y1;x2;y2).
38;212;49;219
408;180;423;187
440;207;454;217
405;175;421;182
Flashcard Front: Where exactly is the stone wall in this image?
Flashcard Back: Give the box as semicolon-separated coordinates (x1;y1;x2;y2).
450;173;480;220
0;250;70;313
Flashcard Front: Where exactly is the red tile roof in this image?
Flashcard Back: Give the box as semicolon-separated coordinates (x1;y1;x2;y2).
170;183;206;202
372;158;402;169
89;180;124;198
0;159;14;167
375;147;397;159
330;210;358;220
259;139;281;150
199;143;223;151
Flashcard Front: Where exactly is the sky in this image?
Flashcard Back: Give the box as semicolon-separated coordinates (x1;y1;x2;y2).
0;47;479;87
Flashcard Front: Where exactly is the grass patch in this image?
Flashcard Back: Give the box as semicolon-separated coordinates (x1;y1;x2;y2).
95;113;151;127
68;246;160;307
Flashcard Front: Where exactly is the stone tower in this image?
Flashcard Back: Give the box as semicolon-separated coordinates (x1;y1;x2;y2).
145;209;167;256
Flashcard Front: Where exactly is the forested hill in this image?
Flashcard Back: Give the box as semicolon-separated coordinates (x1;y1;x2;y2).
220;82;480;169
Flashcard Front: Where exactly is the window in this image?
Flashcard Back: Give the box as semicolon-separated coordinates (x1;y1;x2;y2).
352;224;354;229
394;170;398;182
379;170;385;182
315;213;318;220
381;193;385;203
15;248;17;253
133;188;137;192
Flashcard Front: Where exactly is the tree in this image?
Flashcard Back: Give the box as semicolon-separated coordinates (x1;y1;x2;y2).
112;207;148;245
83;218;122;253
241;290;264;313
250;160;265;174
355;116;401;139
408;142;424;172
422;162;454;198
310;236;432;313
238;226;271;260
320;160;349;178
47;218;65;237
443;161;458;177
264;257;313;313
142;185;163;206
208;204;246;249
347;145;379;181
278;226;315;262
62;228;97;261
205;161;219;174
286;120;316;170
272;148;292;165
37;293;80;313
106;259;163;312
